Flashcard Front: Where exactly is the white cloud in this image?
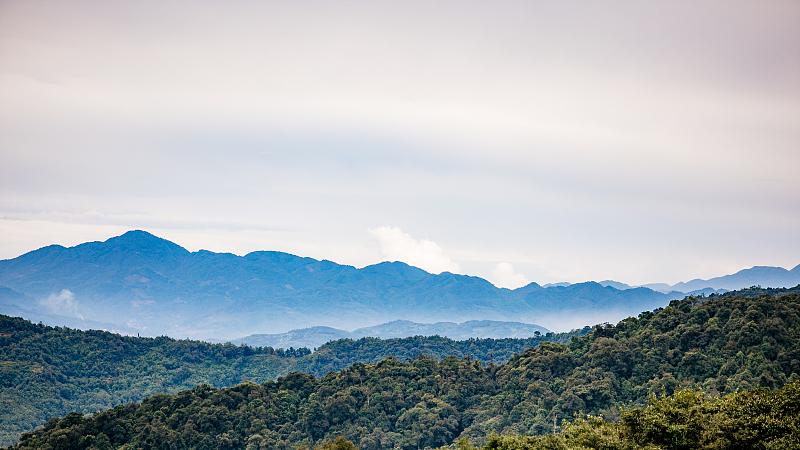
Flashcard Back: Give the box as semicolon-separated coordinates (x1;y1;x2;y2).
369;226;459;274
40;289;84;319
490;262;530;289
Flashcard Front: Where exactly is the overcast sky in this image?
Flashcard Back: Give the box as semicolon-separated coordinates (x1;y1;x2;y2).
1;0;799;287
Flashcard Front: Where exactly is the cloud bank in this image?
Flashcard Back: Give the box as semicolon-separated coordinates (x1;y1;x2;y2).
369;226;460;274
490;262;530;289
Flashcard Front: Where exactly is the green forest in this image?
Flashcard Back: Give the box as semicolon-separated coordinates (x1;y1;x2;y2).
0;314;575;445
7;287;799;449
449;380;800;449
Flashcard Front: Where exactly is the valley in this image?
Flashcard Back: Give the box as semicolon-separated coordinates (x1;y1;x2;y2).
3;287;798;448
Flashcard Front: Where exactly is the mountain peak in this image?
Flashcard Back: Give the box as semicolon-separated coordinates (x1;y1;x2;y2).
244;250;310;264
114;229;159;240
362;261;422;271
514;282;543;293
597;280;633;290
744;265;787;272
360;261;430;280
104;230;188;254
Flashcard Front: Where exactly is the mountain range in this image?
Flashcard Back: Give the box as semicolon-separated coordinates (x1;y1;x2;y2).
0;312;573;445
232;319;550;349
0;230;797;340
10;287;800;449
555;266;800;293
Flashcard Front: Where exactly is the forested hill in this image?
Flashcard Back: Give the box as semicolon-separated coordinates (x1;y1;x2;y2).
11;287;800;450
234;320;550;350
0;316;573;446
463;380;800;449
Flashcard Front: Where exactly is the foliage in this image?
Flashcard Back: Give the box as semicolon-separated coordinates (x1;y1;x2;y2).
457;380;800;449
0;316;571;445
297;334;576;378
7;287;800;449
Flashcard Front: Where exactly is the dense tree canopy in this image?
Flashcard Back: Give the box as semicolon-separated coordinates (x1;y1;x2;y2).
0;315;573;445
8;287;800;449
456;380;800;450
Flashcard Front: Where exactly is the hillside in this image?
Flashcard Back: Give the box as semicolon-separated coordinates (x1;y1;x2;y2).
0;230;680;339
11;287;799;449
234;320;550;349
0;316;571;446
459;380;800;449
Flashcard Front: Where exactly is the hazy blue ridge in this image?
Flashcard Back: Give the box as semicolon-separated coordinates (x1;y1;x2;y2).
0;230;796;340
233;319;550;349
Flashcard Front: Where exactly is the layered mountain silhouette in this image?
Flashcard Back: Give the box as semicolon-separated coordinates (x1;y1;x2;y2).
555;266;800;293
0;230;796;340
662;265;800;292
233;319;550;349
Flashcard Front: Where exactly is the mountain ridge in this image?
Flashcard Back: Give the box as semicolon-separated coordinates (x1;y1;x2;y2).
555;264;800;293
0;312;572;445
10;286;799;449
1;230;797;340
233;319;550;349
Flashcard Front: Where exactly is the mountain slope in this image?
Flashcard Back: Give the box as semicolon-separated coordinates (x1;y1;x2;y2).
478;381;800;450
0;231;677;339
11;287;799;449
0;314;571;446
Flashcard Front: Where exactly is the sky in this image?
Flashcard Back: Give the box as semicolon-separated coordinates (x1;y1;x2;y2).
1;0;799;288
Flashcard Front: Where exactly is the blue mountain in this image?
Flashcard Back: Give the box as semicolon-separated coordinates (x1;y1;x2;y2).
669;265;800;292
551;267;799;294
1;230;782;340
233;319;551;349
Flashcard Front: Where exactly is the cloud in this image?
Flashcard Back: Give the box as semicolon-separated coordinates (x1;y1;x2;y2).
490;262;530;289
40;289;84;319
369;226;459;274
1;1;798;284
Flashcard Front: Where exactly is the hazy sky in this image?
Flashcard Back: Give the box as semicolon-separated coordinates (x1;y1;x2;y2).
1;0;799;287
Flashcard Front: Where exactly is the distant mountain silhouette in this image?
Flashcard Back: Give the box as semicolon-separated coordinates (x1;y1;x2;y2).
548;267;798;294
597;280;633;290
233;326;350;349
0;230;794;339
233;319;550;349
668;265;800;292
542;282;571;288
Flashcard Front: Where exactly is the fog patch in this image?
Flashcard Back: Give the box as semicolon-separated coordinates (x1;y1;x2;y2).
41;289;83;319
